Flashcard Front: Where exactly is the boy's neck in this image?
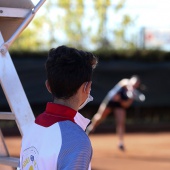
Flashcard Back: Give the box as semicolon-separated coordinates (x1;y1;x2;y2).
53;97;79;111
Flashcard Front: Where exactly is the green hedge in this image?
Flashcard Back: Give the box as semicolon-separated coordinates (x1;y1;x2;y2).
10;49;170;62
10;50;48;58
93;49;170;62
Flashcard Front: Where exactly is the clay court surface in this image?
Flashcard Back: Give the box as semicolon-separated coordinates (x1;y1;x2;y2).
1;132;170;170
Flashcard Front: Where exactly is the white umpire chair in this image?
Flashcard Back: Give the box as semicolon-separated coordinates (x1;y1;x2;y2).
0;0;46;169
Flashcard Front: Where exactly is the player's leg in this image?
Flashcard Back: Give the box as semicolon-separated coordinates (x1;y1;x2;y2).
87;106;111;134
114;108;126;151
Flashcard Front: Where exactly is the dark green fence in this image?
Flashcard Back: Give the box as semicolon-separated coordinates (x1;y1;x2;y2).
1;50;170;134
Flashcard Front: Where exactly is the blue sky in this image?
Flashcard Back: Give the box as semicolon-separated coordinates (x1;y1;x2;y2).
123;0;170;50
124;0;170;29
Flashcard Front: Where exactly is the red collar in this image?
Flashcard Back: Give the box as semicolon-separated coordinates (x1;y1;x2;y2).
35;102;77;127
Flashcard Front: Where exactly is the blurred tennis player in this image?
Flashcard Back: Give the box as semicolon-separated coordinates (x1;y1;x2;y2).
86;75;145;151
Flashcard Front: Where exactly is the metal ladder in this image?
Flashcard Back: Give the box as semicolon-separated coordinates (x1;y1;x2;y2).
0;0;46;169
0;32;35;169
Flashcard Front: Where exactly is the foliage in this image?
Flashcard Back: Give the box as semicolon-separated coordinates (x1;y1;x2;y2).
10;0;137;51
10;17;45;51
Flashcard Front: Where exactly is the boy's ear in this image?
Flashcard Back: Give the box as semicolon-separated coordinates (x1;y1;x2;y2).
45;80;51;93
84;81;92;94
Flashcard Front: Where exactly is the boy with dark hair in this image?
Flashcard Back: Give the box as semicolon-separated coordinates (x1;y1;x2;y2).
19;45;98;170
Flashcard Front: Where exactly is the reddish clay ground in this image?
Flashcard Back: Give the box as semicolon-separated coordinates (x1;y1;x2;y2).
1;132;170;170
90;133;170;170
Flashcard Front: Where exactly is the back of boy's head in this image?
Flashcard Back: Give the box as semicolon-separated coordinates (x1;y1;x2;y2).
45;45;98;99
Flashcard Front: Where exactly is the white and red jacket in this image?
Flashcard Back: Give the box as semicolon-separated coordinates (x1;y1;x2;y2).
19;102;92;170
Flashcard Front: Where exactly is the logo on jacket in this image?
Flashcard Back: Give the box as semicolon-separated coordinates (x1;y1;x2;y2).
21;147;39;170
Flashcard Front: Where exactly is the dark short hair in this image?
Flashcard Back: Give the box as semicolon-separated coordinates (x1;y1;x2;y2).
45;45;98;99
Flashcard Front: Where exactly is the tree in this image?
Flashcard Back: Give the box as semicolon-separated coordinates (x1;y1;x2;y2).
10;18;44;51
10;0;137;51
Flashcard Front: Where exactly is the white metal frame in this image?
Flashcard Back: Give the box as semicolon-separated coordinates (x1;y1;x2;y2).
0;33;35;135
0;7;30;18
0;0;46;169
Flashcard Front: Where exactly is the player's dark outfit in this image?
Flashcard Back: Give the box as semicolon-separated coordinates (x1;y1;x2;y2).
107;86;129;109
